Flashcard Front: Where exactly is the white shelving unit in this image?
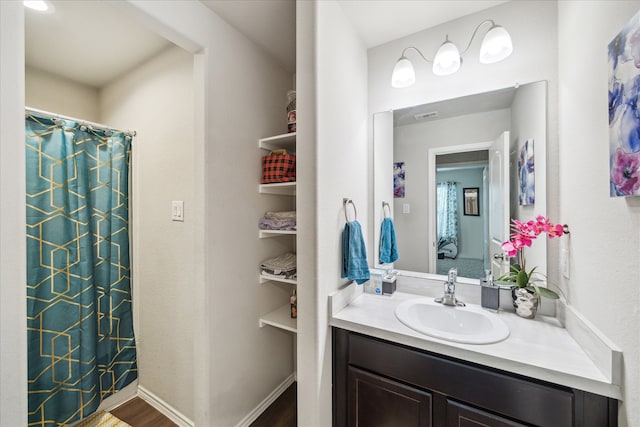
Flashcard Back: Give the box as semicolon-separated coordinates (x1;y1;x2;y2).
258;132;297;334
258;182;296;196
260;274;298;285
259;132;296;152
259;229;296;238
258;304;297;333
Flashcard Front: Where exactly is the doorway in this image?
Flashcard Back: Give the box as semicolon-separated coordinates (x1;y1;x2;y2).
24;1;204;423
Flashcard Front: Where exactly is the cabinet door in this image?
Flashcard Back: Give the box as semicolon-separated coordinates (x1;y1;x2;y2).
447;400;528;427
348;367;432;427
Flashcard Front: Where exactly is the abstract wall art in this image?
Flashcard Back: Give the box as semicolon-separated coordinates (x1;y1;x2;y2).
518;139;535;205
609;9;640;197
393;162;405;198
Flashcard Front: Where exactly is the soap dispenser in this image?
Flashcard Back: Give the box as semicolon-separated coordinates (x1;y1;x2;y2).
481;270;500;310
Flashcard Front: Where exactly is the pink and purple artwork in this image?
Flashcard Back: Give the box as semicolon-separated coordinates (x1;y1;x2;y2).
393;162;405;198
609;9;640;197
518;139;535;205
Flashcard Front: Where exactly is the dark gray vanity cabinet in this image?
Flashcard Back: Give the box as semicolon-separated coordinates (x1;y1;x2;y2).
333;328;617;427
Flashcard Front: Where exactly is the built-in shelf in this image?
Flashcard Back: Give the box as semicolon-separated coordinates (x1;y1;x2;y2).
259;132;296;153
259;304;297;333
260;274;297;285
258;182;296;196
259;230;297;238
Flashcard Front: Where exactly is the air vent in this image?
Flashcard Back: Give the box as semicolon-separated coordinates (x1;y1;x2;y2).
414;111;438;120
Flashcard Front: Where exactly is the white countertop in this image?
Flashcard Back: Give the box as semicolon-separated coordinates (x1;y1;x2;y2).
330;288;621;399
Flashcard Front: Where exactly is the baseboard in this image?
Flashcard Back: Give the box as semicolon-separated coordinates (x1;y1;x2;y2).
235;373;296;427
137;385;195;427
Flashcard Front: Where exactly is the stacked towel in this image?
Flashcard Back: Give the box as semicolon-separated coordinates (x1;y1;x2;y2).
259;211;297;231
341;220;370;285
379;217;399;264
260;252;297;279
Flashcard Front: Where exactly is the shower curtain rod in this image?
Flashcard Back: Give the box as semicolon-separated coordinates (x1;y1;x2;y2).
25;106;137;138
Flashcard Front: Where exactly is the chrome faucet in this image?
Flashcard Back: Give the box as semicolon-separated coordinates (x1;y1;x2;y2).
435;268;465;307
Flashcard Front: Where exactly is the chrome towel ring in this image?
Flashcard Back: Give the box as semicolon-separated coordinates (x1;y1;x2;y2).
343;198;357;222
382;201;391;218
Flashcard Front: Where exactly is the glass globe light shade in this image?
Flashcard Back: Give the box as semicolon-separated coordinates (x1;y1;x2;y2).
391;56;416;88
480;25;513;64
432;40;461;76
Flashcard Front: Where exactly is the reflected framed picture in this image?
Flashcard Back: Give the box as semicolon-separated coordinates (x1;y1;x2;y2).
463;187;479;216
518;139;535;205
393;162;405;198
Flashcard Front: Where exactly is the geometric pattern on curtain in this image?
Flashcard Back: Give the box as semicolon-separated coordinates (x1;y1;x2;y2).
25;113;137;427
436;181;460;248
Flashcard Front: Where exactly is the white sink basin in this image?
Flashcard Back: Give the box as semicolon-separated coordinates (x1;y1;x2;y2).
395;297;509;344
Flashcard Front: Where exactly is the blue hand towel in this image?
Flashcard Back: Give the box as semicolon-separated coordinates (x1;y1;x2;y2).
379;217;399;264
341;220;370;285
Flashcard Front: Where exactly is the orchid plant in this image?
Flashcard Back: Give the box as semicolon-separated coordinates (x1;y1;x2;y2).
498;216;565;300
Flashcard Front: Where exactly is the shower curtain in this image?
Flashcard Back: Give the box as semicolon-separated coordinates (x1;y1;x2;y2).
25;113;137;426
436;182;459;256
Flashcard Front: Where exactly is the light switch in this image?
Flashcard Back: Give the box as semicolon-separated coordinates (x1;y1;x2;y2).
402;203;410;214
171;201;184;221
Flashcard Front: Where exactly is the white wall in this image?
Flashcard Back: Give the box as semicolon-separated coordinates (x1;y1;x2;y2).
296;1;369;425
100;45;196;420
393;109;510;272
510;81;548;276
25;66;100;122
123;4;296;425
558;2;640;425
0;2;27;426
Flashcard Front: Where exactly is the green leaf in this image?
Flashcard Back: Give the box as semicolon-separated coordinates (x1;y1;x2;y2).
536;287;560;299
516;269;529;288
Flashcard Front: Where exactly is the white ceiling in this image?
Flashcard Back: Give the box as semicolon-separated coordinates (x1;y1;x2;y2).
200;0;296;73
25;1;172;88
393;85;516;127
24;0;510;88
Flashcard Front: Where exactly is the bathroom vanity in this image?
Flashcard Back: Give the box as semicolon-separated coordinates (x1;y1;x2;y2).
330;282;620;426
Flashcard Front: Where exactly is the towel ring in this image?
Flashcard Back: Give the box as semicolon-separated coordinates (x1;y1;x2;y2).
382;201;391;218
343;198;357;222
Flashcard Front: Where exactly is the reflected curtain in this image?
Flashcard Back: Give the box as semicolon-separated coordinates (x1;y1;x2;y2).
26;113;137;427
436;182;459;247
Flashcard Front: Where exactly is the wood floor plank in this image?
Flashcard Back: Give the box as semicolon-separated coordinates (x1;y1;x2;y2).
250;382;297;427
111;397;177;427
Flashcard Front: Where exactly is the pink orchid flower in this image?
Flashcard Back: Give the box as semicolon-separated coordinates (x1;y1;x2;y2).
502;216;566;260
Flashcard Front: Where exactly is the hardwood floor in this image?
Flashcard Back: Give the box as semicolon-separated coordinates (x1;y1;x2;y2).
250;382;297;427
110;397;177;427
111;382;296;427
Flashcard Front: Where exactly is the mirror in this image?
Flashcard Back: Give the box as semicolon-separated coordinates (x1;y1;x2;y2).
374;81;548;282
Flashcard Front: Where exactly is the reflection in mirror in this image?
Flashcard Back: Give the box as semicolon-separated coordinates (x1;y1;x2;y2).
373;81;548;283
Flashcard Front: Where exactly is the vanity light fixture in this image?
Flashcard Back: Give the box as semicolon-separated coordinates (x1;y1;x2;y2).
23;0;54;13
391;19;513;88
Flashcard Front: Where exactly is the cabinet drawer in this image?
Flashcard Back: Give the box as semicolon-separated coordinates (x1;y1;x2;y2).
347;332;573;427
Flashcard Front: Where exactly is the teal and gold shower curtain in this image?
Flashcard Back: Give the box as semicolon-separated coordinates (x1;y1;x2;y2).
26;113;137;427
